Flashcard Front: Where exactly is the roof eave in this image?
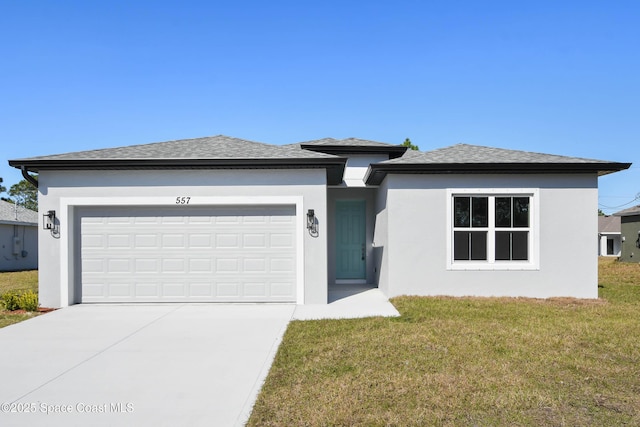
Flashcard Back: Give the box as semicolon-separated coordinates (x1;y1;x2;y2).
364;162;632;185
9;158;348;185
0;220;38;226
614;211;640;217
300;144;408;159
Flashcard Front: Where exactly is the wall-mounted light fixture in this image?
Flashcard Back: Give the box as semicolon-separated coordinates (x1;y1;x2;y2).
43;210;56;230
306;209;318;237
43;210;60;238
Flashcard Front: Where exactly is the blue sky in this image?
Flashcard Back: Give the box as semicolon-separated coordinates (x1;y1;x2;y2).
1;1;638;213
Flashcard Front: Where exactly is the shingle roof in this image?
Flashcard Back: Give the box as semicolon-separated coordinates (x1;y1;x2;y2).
8;136;632;188
613;205;640;217
8;135;347;185
365;143;632;185
383;143;623;165
0;200;38;225
15;135;337;161
598;216;621;233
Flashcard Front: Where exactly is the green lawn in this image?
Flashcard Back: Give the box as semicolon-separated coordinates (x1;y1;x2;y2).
248;258;640;426
0;270;40;328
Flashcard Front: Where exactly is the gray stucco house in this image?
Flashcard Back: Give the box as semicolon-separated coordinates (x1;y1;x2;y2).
614;205;640;262
0;200;38;271
8;135;631;307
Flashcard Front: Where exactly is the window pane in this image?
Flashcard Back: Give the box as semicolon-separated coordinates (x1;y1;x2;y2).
454;197;470;227
454;231;470;260
495;231;511;260
512;231;528;260
470;231;487;260
513;197;530;227
471;197;488;227
495;197;512;227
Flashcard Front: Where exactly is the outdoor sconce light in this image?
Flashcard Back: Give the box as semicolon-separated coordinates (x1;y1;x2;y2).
306;209;318;237
43;210;56;230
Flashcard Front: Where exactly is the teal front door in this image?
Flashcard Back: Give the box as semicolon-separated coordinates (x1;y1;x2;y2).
336;200;366;280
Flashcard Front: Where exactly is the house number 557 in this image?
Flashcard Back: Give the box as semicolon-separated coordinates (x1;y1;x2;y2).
176;197;191;205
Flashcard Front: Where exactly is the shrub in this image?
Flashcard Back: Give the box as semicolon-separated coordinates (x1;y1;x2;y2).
17;291;39;312
2;292;21;311
1;290;39;312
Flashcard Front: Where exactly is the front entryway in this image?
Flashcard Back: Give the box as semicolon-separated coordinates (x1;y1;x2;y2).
335;200;366;280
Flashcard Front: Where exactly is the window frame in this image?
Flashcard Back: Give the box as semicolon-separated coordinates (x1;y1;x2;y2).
446;189;539;271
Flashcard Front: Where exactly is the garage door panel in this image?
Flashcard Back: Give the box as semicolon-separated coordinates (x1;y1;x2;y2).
244;258;266;272
162;234;185;248
270;233;294;248
135;234;157;247
80;206;297;302
133;258;156;273
82;234;105;248
244;282;267;297
216;234;239;248
189;258;213;272
243;234;266;248
271;282;295;296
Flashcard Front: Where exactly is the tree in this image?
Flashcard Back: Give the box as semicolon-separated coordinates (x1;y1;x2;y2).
402;138;419;151
9;178;38;211
598;209;606;216
0;177;5;194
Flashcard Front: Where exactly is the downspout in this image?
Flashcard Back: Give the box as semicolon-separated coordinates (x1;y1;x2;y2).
21;167;38;188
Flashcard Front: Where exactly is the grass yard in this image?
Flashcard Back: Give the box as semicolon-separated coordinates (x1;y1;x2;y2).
248;258;640;426
0;270;40;328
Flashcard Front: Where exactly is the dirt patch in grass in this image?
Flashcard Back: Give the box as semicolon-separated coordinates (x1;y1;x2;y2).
248;260;640;426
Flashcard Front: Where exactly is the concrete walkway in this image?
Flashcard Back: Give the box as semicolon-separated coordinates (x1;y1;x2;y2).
293;285;400;320
0;291;398;427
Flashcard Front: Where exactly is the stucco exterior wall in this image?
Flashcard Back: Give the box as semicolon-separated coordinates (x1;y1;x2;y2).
343;154;389;186
377;173;599;299
0;223;38;271
373;179;389;296
37;169;328;307
620;215;640;262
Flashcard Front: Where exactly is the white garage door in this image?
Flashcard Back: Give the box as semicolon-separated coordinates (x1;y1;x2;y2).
79;206;297;303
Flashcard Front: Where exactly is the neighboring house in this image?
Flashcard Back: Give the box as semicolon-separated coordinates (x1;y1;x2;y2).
598;215;622;257
0;200;38;271
613;205;640;263
8;135;631;307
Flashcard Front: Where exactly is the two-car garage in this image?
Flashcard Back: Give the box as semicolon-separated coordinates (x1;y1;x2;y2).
77;205;298;303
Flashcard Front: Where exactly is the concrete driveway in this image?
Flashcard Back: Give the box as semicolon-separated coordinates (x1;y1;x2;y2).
0;304;294;427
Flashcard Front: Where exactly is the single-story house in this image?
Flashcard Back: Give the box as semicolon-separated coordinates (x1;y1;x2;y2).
613;205;640;262
598;215;622;257
0;200;38;271
8;135;631;307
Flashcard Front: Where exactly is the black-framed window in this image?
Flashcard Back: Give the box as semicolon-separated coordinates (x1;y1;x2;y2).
453;196;488;261
452;195;531;263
